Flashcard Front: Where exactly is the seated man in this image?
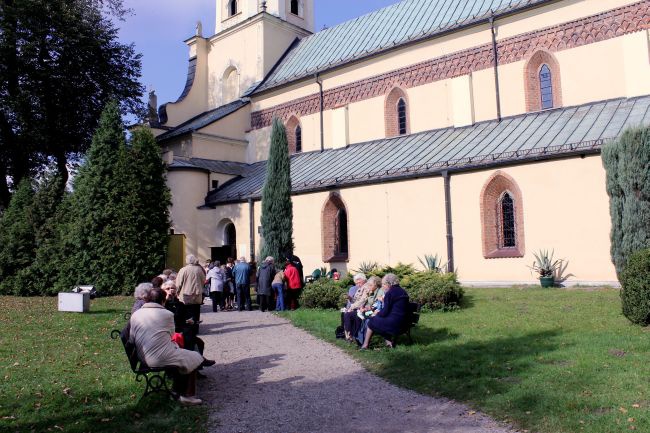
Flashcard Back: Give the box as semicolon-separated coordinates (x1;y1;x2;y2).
129;287;214;405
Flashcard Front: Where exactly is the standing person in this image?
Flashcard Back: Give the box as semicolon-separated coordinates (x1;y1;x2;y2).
233;257;251;311
284;260;302;310
207;261;225;312
176;254;206;325
225;257;236;310
256;257;275;312
272;267;286;311
285;253;304;289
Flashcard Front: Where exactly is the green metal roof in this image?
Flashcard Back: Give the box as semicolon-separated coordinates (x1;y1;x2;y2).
206;95;650;205
255;0;554;93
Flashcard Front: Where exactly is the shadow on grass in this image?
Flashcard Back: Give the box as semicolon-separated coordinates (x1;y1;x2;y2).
409;326;460;345
376;329;563;406
459;292;476;309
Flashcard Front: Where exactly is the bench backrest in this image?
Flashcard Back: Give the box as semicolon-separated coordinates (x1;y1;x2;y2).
118;324;140;372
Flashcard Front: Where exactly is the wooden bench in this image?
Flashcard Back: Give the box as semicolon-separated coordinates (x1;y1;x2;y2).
111;327;178;400
386;302;421;346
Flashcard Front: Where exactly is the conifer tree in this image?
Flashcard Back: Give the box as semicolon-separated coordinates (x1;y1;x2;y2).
602;126;650;273
260;118;294;262
120;127;171;285
0;179;35;294
67;101;131;295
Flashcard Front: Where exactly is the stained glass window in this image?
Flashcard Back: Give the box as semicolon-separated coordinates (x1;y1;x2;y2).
295;125;302;153
539;64;553;110
499;193;516;248
397;98;407;135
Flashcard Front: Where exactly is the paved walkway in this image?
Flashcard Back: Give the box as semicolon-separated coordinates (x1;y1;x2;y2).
199;303;515;433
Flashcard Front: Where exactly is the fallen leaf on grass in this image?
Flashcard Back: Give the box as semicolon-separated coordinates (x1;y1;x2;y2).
467;411;476;415
62;387;71;396
620;407;628;413
101;418;112;422
632;404;641;408
2;415;15;420
628;417;635;422
54;425;63;431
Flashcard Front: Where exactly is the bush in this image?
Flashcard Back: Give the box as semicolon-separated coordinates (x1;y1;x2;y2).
619;248;650;325
402;271;464;311
300;278;347;309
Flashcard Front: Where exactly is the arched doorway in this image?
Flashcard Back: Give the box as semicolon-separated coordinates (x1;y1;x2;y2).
212;219;237;263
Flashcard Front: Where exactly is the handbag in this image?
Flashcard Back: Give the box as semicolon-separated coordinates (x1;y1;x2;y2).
335;325;345;339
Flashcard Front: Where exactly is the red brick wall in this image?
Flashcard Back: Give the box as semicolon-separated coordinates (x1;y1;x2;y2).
524;50;563;112
251;1;650;129
479;171;525;259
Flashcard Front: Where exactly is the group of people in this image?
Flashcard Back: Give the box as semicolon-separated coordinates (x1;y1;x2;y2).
204;254;304;313
127;258;217;406
124;252;307;406
340;272;410;349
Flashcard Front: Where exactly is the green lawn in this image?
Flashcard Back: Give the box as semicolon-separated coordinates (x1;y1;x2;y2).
282;287;650;433
0;297;207;433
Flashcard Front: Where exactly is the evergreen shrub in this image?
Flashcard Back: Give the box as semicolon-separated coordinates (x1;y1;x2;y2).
402;271;464;311
619;248;650;325
300;278;347;309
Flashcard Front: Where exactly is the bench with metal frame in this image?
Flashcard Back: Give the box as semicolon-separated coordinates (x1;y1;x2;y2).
111;328;178;401
386;302;421;346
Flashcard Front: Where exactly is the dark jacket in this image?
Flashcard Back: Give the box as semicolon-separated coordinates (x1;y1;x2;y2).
368;285;410;337
256;262;275;295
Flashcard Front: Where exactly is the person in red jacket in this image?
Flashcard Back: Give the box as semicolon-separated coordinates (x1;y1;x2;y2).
284;261;302;310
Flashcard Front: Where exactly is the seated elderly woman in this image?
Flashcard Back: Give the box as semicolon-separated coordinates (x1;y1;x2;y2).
129;287;214;405
360;273;410;350
131;282;153;313
342;276;381;342
162;280;205;358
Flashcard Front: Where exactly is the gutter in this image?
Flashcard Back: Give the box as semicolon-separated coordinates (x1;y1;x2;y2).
315;73;324;152
489;14;502;122
248;198;255;262
442;171;455;273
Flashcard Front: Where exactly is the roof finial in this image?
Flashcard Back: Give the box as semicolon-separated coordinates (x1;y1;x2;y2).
261;1;267;12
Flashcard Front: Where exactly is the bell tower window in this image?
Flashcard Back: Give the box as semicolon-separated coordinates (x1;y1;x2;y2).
291;0;299;15
228;0;237;16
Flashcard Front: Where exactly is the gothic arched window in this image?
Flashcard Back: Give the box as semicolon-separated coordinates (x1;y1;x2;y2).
322;193;349;262
385;87;409;137
286;116;301;154
480;171;525;258
524;50;562;112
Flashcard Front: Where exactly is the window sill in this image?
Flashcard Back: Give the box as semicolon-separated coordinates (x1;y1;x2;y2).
324;254;349;263
222;12;242;23
484;248;524;259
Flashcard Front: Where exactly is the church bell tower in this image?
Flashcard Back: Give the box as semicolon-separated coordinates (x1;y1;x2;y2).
216;0;314;34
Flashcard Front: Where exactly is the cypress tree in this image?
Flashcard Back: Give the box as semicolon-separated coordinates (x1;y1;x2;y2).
0;179;35;294
260;118;294;262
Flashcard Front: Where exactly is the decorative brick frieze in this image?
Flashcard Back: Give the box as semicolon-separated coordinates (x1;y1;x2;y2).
251;1;650;129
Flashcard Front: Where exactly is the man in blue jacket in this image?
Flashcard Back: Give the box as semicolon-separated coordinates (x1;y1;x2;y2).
233;257;251;311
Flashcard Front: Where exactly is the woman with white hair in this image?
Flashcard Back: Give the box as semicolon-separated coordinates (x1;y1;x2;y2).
207;260;225;312
256;256;275;312
131;282;153;313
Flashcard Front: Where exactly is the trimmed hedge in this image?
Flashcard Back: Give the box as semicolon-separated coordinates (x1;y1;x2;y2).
402;271;464;311
300;278;347;309
619;248;650;325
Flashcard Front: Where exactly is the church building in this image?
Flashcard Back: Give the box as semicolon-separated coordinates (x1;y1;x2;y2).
151;0;650;285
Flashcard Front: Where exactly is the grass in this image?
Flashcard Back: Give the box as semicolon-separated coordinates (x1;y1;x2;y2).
0;297;207;433
281;287;650;433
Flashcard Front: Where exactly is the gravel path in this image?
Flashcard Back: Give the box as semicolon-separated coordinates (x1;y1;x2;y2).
199;304;515;433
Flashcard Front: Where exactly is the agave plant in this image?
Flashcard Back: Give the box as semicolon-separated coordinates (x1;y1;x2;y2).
354;261;379;274
529;249;563;278
418;254;445;273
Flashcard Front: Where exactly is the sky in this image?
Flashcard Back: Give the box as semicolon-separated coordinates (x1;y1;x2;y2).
117;0;400;109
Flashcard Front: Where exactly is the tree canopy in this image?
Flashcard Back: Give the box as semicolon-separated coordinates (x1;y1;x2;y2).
0;0;144;209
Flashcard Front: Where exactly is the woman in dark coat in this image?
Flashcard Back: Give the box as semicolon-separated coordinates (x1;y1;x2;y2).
256;256;275;312
360;273;409;349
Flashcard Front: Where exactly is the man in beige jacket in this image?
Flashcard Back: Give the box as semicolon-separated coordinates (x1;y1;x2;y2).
176;254;206;325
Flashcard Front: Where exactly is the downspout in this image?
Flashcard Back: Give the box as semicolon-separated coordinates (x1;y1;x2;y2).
489;15;502;122
442;171;455;273
248;198;255;262
315;73;324;152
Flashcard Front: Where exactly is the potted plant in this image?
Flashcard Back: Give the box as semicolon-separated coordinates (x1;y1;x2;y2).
529;249;563;287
